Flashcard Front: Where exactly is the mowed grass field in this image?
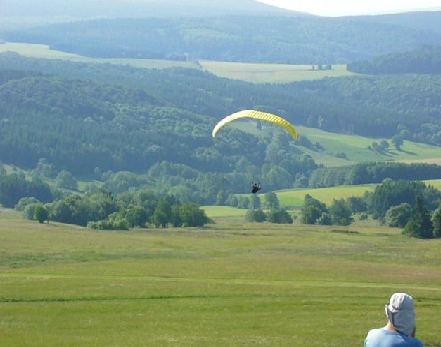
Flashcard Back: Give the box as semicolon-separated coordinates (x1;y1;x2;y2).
1;209;441;347
298;126;441;167
199;61;355;83
1;42;353;83
0;42;198;69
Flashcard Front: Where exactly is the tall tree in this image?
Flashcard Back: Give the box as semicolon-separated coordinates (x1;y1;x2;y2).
431;205;441;238
403;197;433;239
301;194;327;224
329;199;354;226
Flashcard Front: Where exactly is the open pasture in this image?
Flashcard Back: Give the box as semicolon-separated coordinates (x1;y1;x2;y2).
0;42;198;69
0;42;354;83
1;209;440;347
276;184;376;209
297;126;441;167
199;61;355;83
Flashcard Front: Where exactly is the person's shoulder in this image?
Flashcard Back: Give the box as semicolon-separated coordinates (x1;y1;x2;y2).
408;337;424;347
366;328;385;336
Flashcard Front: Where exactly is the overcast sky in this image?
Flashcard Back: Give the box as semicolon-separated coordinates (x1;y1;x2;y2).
256;0;441;16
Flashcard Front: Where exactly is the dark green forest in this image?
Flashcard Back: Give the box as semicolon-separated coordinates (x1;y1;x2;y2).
1;52;441;161
2;15;441;64
348;45;441;74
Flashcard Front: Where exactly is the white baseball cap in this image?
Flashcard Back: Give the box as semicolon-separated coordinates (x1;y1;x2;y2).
385;293;416;336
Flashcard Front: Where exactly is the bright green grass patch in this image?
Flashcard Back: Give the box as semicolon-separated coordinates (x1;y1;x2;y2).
202;206;247;218
217;122;441;168
200;61;355;83
1;213;441;346
1;42;354;83
0;42;198;69
277;180;441;209
298;126;441;167
425;179;441;191
276;185;375;208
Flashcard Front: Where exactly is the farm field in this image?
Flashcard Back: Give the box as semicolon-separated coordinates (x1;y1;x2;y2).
225;123;441;167
297;126;441;167
0;42;354;83
1;209;440;347
0;42;199;69
199;60;355;83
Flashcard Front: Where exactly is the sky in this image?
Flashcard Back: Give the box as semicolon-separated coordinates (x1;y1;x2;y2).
256;0;441;16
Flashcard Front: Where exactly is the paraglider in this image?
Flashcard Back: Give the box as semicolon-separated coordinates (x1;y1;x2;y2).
212;110;298;194
212;109;298;140
251;182;261;194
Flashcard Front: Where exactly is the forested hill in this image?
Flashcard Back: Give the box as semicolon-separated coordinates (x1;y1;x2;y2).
348;45;441;74
2;15;440;64
0;0;297;20
1;53;441;178
353;11;441;35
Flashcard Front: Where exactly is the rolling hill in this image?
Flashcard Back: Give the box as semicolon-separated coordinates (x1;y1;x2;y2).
1;2;440;64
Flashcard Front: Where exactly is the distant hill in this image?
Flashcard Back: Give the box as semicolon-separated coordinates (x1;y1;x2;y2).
354;11;441;35
2;15;440;64
348;45;441;74
1;53;441;175
0;0;302;28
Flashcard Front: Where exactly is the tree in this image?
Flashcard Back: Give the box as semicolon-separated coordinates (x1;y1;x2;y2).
267;209;293;224
246;209;267;223
152;199;172;227
346;196;367;214
263;192;279;210
179;203;209;227
23;203;39;220
15;197;40;212
125;206;148;227
301;194;327;224
431;205;441;238
370;180;440;220
56;170;78;190
391;135;404;151
34;204;49;224
403;197;433;239
385;203;412;227
329;199;354;226
171;205;183;227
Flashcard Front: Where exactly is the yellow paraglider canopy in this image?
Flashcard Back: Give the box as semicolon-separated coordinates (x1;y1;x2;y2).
212;110;298;140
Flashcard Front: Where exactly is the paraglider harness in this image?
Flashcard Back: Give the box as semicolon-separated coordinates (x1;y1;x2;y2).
251;182;261;194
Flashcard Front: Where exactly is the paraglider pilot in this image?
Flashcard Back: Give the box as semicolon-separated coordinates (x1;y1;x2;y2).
252;182;261;194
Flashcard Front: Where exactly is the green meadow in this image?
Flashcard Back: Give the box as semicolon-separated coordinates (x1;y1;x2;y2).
0;42;198;69
0;42;354;83
199;61;355;83
297;126;441;167
1;209;440;347
224;122;441;167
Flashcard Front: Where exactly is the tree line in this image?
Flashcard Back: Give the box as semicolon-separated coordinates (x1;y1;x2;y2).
299;179;441;239
308;162;441;188
18;188;210;229
348;45;441;75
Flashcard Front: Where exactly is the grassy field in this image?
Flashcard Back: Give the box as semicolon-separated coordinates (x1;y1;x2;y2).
1;42;354;83
297;126;441;167
1;209;440;347
0;42;199;69
276;184;376;208
223;122;441;167
199;61;355;83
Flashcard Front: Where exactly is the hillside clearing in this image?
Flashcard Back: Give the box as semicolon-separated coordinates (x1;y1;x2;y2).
200;60;356;83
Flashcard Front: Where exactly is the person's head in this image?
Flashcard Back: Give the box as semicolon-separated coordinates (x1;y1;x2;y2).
385;293;416;336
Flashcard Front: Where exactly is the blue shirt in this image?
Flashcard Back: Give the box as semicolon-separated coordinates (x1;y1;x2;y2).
365;328;424;347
